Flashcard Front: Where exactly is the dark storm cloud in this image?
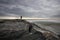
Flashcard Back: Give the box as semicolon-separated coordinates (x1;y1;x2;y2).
52;13;60;18
0;4;36;17
0;0;17;4
0;0;10;4
53;15;60;18
0;0;60;18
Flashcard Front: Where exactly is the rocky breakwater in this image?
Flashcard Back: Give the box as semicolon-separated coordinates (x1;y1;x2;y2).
0;19;59;40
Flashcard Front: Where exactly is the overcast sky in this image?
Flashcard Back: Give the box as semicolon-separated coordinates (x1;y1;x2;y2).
0;0;60;18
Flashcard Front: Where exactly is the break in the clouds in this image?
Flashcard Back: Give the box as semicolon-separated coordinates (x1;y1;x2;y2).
0;0;60;18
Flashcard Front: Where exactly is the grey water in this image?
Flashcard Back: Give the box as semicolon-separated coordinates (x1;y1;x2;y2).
34;21;60;35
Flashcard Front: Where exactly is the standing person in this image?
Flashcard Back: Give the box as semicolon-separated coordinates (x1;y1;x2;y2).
29;24;33;33
21;16;22;19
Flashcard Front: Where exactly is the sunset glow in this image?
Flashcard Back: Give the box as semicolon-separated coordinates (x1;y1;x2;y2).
0;16;60;20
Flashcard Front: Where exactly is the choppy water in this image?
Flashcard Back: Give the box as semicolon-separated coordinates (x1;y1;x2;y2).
35;22;60;35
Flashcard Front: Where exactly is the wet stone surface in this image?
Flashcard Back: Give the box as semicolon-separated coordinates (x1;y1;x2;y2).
0;19;59;40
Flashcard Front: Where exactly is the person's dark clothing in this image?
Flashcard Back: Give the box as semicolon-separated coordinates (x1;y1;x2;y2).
29;24;33;32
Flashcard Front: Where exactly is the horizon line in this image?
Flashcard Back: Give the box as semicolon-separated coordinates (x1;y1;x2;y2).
0;16;60;20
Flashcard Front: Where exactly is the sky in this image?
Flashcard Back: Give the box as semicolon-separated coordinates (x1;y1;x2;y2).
0;0;60;18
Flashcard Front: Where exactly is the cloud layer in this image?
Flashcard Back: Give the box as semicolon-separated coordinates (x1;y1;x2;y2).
0;0;60;18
